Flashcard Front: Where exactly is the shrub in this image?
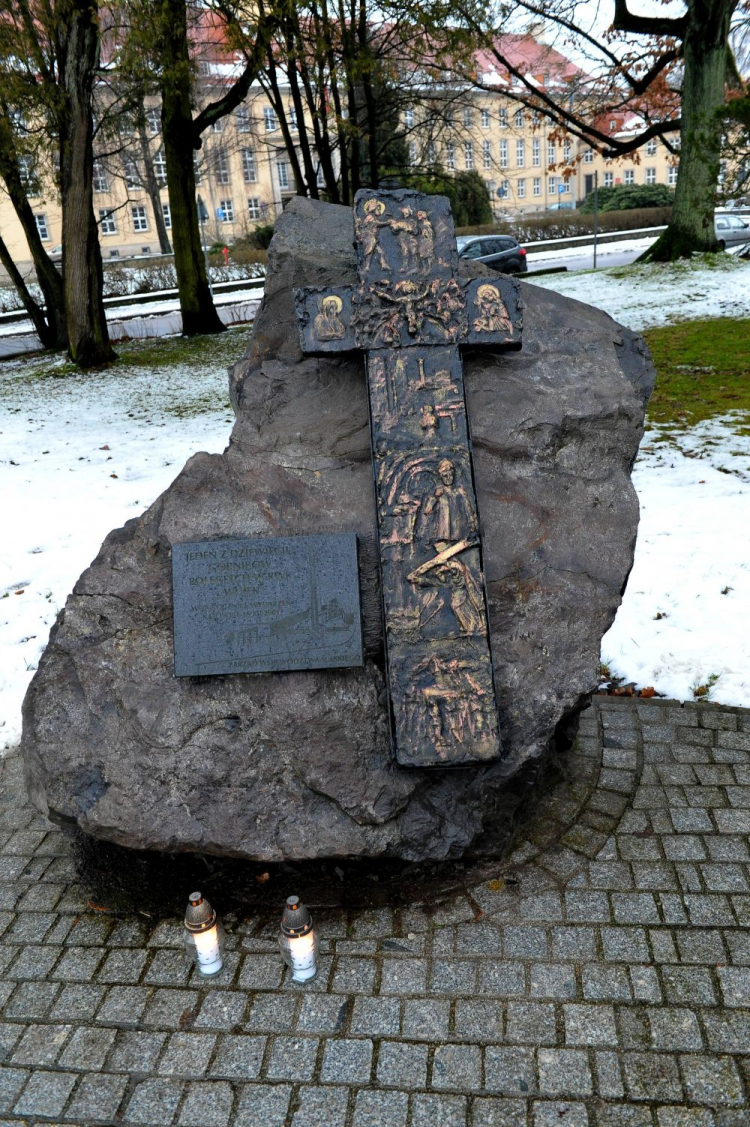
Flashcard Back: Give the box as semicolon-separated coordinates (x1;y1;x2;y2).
579;184;675;213
457;206;673;243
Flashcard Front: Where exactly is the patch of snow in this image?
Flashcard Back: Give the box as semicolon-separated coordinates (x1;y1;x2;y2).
0;335;248;753
527;236;657;265
603;415;750;706
526;256;750;331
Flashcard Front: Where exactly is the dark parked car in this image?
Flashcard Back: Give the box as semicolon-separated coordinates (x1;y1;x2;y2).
456;234;527;273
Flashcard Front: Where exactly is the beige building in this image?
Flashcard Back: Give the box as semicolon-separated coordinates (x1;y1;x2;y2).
0;80;683;271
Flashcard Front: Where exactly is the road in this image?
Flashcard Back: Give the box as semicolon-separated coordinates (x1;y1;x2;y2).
527;239;655;274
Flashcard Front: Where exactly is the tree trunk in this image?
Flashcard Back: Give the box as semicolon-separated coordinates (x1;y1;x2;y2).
0;231;57;348
0;116;68;349
58;0;115;366
643;0;735;261
138;119;172;254
159;0;224;336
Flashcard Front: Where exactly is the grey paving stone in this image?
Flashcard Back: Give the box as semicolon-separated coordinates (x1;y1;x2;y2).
671;810;714;833
65;1072;129;1122
10;1022;71;1066
97;984;151;1025
472;1097;530;1126
143;988;200;1028
51;945;106;982
601;927;650;963
350;996;400;1036
49;983;105;1021
429;959;478;993
158;1032;216;1077
630;965;663;1003
13;1069;76;1118
564;892;611;923
623;1051;684;1101
676;929;726;964
529;963;577;999
431;1042;482;1090
178;1080;234;1127
244;993;297;1032
124;1077;184;1124
659;894;689;925
552;927;597;961
656;1110;716;1127
612;893;661;925
320;1037;372;1084
97;947;149;984
58;1024;117;1070
4;980;60;1019
353;1089;409;1127
402;998;450;1040
595;1049;625;1098
505;1001;557;1045
453;999;503;1041
661;967;717;1006
702;1009;750;1053
296;994;347;1033
0;1068;28;1114
533;1101;589;1127
564;1003;617;1046
0;1023;23;1063
684;894;736;927
147;948;192;987
108;1030;168;1072
717;966;750;1007
483;1046;536;1095
649;1008;703;1051
234;1083;292;1127
663;836;707;861
331;958;376;993
583;965;632;1001
5;944;60;980
381;958;427;994
725;930;750;964
377;1040;429;1088
538;1049;592;1097
680;1052;745;1106
290;1086;349;1127
413;1092;467;1127
589;862;634;890
238;954;283;990
5;911;56;944
479;961;526;997
209;1034;265;1079
193;991;248;1030
266;1035;319;1081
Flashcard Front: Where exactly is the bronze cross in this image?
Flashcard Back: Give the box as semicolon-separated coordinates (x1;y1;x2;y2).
295;188;522;768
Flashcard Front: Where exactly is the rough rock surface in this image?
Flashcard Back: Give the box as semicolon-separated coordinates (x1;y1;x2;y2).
21;197;655;862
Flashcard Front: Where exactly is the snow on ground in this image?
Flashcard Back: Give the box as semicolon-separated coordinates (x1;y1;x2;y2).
527;235;657;265
603;416;750;706
527;254;750;331
0;331;249;752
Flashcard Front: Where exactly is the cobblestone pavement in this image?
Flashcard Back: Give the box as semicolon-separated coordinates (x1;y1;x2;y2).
0;696;749;1126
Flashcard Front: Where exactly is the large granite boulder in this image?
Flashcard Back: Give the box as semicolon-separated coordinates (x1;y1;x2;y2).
21;198;654;862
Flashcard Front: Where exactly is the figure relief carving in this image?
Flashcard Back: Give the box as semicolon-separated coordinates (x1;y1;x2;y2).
312;294;347;341
420;458;477;550
473;284;512;334
357;198;389;273
403;655;493;756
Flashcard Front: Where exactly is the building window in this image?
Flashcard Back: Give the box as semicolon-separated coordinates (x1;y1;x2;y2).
464;141;474;170
500;178;510;198
532;138;540;167
125;160;139;189
532;177;541;197
109;249;120;258
498;108;508;128
215;148;230;185
548;175;557;194
18;155;35;190
316;163;325;187
499;139;508;168
668;164;678;185
240;149;256;184
162;203;171;229
212;117;224;134
486;179;496;197
99;208;117;234
517;178;526;198
194;157;203;185
248;197;262;220
289;105;298;131
236;106;250;132
408;142;417;167
404;107;414;127
514;109;524;128
609;119;617;131
146;108;160;134
646;167;656;184
277;160;289;189
584;148;594;163
561;178;570;193
92;161;108;193
427;141;437;164
481;108;490;128
446;142;455;171
624;169;634;185
463;107;473;128
131;205;148;232
264;106;278;132
547;141;555;165
563;140;571;162
153;151;167;186
646;139;657;156
603;171;613;187
516;139;525;167
35;213;50;240
483;139;492;170
218;199;234;222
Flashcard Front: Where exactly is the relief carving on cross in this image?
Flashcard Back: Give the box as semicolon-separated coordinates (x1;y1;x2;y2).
295;188;523;768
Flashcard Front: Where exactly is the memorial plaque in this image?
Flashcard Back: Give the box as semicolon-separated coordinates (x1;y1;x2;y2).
295;188;523;768
172;533;363;677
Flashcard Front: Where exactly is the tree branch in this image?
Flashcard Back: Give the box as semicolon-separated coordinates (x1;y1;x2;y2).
612;0;687;39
